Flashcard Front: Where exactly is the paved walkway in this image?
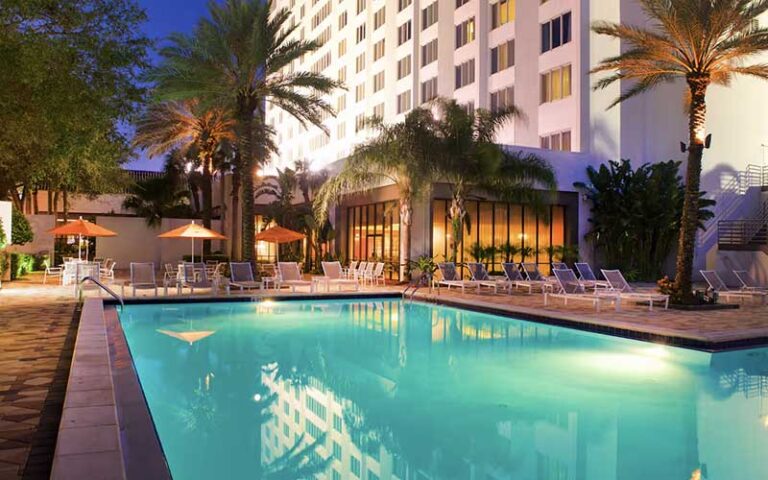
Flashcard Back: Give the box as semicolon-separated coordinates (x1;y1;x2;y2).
0;279;76;480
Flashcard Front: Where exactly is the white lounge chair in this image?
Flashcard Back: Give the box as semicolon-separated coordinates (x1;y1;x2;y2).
435;262;482;293
277;262;314;293
356;261;369;282
545;269;621;312
574;262;611;290
551;262;568;271
128;262;158;297
229;262;261;291
700;270;766;304
180;262;222;295
601;269;669;311
344;260;359;279
466;263;501;294
100;259;116;282
74;262;102;297
321;261;360;291
733;270;768;292
502;263;552;293
360;262;375;286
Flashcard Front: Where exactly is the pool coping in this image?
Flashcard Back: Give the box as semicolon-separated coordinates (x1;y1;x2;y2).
413;291;768;352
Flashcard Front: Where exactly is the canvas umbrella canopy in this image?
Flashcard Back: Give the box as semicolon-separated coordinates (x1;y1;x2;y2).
48;217;117;260
254;226;306;263
158;221;226;263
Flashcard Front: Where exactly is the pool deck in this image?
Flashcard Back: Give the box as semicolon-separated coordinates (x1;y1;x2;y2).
2;272;768;478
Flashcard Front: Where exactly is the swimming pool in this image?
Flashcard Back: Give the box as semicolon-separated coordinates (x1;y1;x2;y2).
119;298;768;479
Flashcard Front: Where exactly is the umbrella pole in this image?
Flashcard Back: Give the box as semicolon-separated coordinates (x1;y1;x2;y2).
78;234;82;260
192;237;195;264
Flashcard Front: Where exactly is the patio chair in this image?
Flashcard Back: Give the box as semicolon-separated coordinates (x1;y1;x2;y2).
700;270;767;304
502;263;552;294
551;262;568;271
733;270;768;292
181;262;222;295
545;269;621;312
74;262;101;297
277;262;314;293
43;262;63;284
366;262;386;286
360;262;375;286
344;260;359;279
100;259;116;282
321;261;359;291
574;262;611;290
466;263;501;294
259;263;279;290
229;262;262;291
434;262;482;294
601;269;669;311
356;262;369;282
128;262;158;297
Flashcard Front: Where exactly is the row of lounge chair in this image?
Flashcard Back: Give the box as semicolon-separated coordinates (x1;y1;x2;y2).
700;270;767;304
124;260;362;296
435;261;670;312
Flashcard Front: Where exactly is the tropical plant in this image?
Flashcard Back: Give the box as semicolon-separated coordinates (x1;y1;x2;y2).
519;246;536;262
0;218;6;250
123;176;193;228
303;214;336;273
498;242;520;263
553;244;579;266
314;109;441;280
576;159;714;282
255;167;310;263
590;0;768;301
431;98;557;261
148;0;340;260
133;100;236;254
295;160;329;205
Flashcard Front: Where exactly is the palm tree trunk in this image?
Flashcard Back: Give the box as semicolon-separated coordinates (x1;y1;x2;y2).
400;199;412;281
448;190;466;263
673;75;709;303
238;109;256;261
202;165;213;256
231;169;242;260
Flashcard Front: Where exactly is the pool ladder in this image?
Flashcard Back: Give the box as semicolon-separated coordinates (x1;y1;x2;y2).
78;276;125;308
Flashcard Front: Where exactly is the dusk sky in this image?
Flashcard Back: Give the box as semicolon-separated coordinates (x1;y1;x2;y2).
124;0;210;171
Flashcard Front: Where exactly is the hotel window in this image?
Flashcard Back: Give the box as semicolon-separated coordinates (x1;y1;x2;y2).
373;71;384;92
373;39;385;60
315;26;331;46
356;24;366;43
455;18;475;48
431;200;568;275
355;83;365;101
356;0;365;14
462;101;475;115
374;7;386;29
396;90;412;114
355;113;366;132
541;12;571;53
346;201;401;280
455;59;475;89
397;55;411;79
540;64;571;103
421;39;438;66
373;102;384;118
333;441;342;461
490;39;514;74
456;0;469;7
490;86;514;112
421;77;437;103
351;456;361;477
491;0;515;29
337;94;346;111
339;11;347;28
337;122;346;139
398;0;412;12
311;1;332;29
338;66;346;83
540;130;571;151
332;471;341;480
338;39;347;57
422;2;438;30
355;53;365;73
398;21;412;46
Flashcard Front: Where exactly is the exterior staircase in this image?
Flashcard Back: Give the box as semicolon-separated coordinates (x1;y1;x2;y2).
711;165;768;253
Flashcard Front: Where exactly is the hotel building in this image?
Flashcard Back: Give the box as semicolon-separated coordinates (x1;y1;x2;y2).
265;1;768;278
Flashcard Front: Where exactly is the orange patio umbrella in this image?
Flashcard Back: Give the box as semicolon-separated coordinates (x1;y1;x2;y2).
48;217;117;260
158;220;227;263
254;225;305;263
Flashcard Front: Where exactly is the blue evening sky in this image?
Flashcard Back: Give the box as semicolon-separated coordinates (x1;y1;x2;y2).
124;0;210;171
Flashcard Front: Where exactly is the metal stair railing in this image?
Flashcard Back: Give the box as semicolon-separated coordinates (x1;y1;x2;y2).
78;276;125;307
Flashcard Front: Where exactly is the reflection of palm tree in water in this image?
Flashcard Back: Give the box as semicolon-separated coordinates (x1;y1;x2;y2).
175;374;217;435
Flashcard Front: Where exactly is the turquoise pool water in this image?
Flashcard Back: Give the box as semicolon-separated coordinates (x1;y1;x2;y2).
120;299;768;480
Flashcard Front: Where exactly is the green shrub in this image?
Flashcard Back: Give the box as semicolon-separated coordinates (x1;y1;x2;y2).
11;206;33;245
10;253;35;280
0;218;7;249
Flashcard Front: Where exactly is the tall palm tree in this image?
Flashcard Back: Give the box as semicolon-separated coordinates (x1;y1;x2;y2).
314;109;441;280
147;0;340;260
133;100;235;253
122;176;192;228
590;0;768;302
432;98;557;261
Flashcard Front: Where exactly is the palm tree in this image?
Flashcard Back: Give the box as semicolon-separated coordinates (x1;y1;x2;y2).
590;0;768;302
432;98;557;261
133;100;235;254
148;0;340;260
314;109;441;280
294;160;329;205
122;176;192;228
